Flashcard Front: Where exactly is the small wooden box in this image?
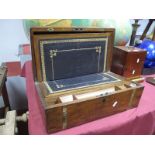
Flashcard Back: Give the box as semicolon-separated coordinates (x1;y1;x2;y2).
111;46;147;79
30;27;144;133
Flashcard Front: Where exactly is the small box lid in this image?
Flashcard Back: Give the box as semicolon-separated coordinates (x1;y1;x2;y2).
30;27;115;82
115;46;147;53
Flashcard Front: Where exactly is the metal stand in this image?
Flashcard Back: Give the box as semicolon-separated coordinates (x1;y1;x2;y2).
129;19;140;46
140;19;155;41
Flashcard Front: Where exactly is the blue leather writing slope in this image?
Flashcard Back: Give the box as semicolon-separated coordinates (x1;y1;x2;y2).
39;37;119;93
47;73;118;92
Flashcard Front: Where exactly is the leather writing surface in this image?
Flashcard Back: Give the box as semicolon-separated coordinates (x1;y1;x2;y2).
46;73;119;92
40;37;107;81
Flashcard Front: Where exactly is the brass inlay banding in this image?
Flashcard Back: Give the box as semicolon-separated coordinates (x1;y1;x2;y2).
62;106;67;129
40;42;46;81
44;81;53;93
128;89;136;108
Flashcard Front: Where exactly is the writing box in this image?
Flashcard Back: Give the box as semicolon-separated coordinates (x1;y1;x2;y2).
30;27;144;133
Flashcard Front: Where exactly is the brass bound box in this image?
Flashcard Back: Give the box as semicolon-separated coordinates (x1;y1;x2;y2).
30;27;144;133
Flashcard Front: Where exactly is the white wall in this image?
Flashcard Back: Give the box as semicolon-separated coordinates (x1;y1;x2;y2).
0;19;154;65
0;19;29;65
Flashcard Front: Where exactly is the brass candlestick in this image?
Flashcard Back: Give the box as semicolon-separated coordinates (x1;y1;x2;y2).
129;19;140;46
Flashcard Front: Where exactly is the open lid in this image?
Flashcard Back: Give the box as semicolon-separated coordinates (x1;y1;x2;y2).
30;27;115;82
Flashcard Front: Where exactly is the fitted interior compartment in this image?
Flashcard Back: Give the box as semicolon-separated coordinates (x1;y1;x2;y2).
42;77;140;106
74;86;117;100
57;86;117;104
56;82;137;104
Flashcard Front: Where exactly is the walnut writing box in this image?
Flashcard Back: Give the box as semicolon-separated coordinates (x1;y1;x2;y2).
30;27;144;133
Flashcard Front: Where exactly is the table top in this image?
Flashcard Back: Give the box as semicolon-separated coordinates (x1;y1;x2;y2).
22;61;155;135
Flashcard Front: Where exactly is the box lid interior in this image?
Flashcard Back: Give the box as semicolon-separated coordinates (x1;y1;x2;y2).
30;27;115;84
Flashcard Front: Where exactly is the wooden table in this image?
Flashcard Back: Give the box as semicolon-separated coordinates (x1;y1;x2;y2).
0;66;10;115
22;61;155;135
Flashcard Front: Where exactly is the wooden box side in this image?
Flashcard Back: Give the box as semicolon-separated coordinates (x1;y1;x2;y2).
111;47;127;75
35;70;144;134
45;83;144;133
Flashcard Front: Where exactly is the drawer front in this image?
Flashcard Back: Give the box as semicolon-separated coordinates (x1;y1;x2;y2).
46;86;144;133
123;52;146;77
123;65;144;77
126;52;146;68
